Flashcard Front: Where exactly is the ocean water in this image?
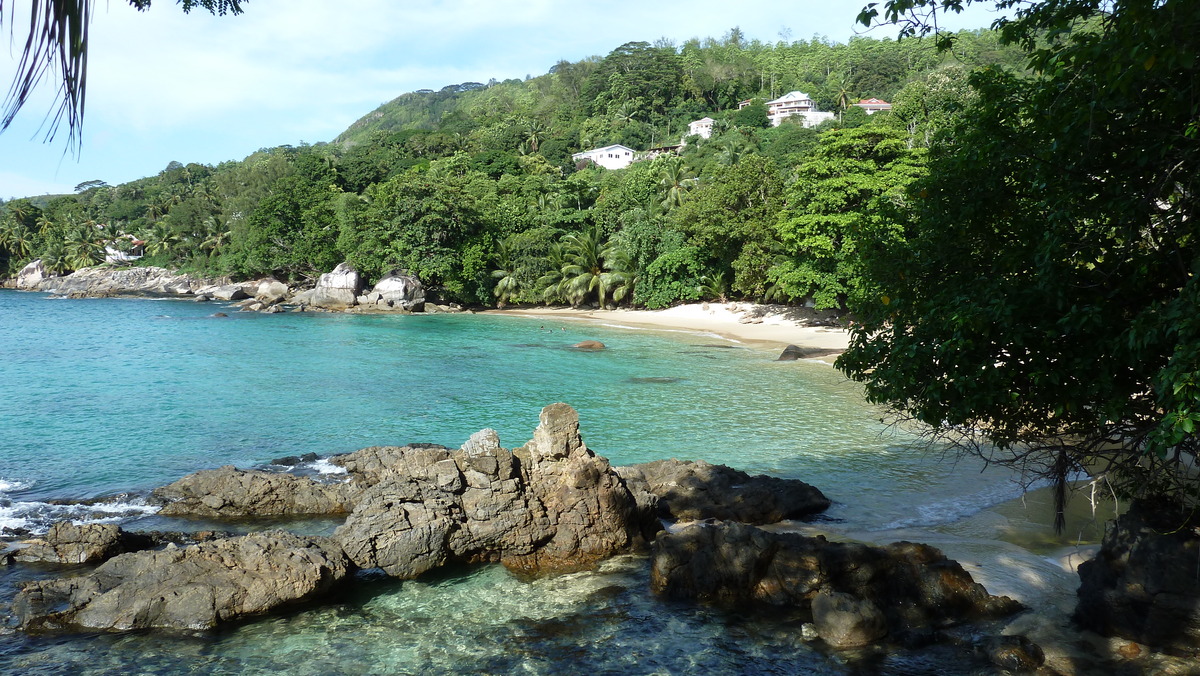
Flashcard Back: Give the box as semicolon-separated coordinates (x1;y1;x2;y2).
0;290;1071;674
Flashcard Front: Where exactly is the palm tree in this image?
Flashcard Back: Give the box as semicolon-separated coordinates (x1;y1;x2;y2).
63;220;105;270
658;157;697;211
0;216;33;260
537;242;570;304
490;238;522;308
199;217;231;255
560;226;632;309
144;221;180;258
524;119;548;153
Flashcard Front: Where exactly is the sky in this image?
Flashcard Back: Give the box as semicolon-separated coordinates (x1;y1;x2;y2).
0;0;1001;200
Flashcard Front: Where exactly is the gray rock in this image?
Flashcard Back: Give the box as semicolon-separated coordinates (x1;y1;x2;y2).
211;284;248;301
369;270;425;311
13;531;350;631
14;523;144;565
616;458;830;524
31;266;226;297
981;635;1045;673
812;590;888;648
651;522;1021;643
151;466;359;517
334;404;639;578
293;263;363;310
16;259;49;290
254;279;289;305
777;344;841;361
1076;500;1200;654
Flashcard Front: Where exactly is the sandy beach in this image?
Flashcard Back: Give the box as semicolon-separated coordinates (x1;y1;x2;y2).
483;302;851;358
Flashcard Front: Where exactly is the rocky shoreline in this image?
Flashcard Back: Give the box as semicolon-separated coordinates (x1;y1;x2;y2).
4;404;1044;669
5;260;446;314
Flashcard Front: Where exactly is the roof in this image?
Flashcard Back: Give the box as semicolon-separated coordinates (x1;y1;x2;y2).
856;98;891;105
571;144;636;159
690;117;715;124
766;91;813;105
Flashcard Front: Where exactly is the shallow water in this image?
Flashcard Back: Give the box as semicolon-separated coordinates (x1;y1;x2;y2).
0;290;1100;673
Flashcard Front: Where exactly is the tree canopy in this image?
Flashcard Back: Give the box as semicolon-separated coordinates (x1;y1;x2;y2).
842;0;1200;524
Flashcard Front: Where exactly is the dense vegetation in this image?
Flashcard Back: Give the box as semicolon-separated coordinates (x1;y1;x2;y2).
842;0;1200;523
1;27;1020;309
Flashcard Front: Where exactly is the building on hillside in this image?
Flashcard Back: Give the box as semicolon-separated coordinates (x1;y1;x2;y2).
640;144;683;162
738;91;835;128
104;234;145;264
572;144;637;170
854;98;893;115
686;117;715;139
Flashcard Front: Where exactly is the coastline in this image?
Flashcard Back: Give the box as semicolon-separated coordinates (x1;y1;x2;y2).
482;303;851;359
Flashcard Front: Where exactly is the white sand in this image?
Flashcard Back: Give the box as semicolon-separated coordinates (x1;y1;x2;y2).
483;303;850;357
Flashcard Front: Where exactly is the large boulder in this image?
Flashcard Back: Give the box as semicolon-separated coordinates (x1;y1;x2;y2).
254;279;289;305
294;262;363;310
357;270;424;311
13;522;150;565
1076;500;1200;654
210;284;248;301
334;404;639;578
616;458;830;524
651;522;1021;646
151;466;360;517
13;531;350;632
16;259;49;290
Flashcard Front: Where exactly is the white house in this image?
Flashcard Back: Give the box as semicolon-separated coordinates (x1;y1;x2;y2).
572;144;637;170
854;97;893;115
739;91;835;128
104;234;144;264
686;117;715;139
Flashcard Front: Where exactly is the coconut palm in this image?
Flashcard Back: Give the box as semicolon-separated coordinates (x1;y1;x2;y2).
524;119;548;154
490;237;523;308
658;157;697;211
536;242;570;304
560;225;632;308
0;216;33;259
199;217;231;255
144;221;181;258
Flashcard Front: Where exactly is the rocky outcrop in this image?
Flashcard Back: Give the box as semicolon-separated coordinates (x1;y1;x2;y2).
1076;500;1200;655
777;344;841;361
616;459;830;524
651;522;1021;646
16;259;48;290
151;466;360;517
254;279;289;305
13;531;350;632
292;262;363;310
572;340;606;350
334;404;639;578
210;284;248;301
13;523;150;565
29;266;227;297
356;270;424;311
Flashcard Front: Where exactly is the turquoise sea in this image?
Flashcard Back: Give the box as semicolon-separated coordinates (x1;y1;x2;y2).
0;290;1086;674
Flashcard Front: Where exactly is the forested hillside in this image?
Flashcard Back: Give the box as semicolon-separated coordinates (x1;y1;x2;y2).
0;28;1022;309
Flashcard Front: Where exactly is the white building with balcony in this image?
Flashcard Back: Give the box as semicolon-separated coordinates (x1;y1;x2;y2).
739;91;835;128
687;117;715;139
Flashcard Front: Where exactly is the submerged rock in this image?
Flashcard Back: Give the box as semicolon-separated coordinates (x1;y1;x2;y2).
13;531;350;632
616;458;830;525
777;344;841;361
651;521;1021;646
1076;500;1200;655
151;466;359;517
572;340;606;350
334;404;640;578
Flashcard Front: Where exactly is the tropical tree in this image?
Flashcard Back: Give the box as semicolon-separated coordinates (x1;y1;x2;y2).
490;236;522;308
658;157;696;211
560;225;631;308
845;0;1200;523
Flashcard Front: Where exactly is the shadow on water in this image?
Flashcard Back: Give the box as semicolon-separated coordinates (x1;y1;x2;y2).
626;377;686;384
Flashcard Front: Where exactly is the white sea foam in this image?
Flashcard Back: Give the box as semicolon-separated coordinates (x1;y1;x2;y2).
0;478;33;493
309;458;348;475
0;498;159;535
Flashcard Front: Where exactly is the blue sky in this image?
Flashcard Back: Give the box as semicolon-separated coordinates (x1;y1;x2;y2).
0;0;1001;200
